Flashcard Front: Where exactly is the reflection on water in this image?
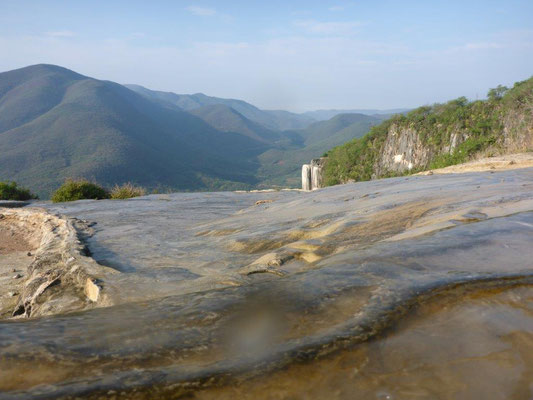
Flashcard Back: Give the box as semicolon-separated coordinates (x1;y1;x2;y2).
197;286;533;400
1;169;532;398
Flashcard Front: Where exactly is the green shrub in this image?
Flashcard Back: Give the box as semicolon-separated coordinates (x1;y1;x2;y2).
429;136;498;169
0;181;38;201
322;117;393;185
110;183;146;199
52;179;109;203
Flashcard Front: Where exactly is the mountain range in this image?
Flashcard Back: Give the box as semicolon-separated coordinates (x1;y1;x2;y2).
125;84;315;131
302;108;409;121
0;64;389;197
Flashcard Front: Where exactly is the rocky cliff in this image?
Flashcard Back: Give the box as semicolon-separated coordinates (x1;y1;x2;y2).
323;77;533;185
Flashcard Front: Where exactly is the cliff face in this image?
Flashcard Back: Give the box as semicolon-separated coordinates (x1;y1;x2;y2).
323;77;533;185
373;125;471;177
501;105;533;152
374;113;531;178
374;125;433;176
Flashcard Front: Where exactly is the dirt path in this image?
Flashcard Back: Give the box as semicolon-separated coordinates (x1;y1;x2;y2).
417;152;533;175
0;220;36;253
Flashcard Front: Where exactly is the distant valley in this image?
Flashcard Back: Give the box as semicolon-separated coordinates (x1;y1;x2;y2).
0;64;389;197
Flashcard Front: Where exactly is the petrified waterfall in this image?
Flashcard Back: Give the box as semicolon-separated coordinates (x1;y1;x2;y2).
302;158;326;190
301;164;311;191
311;162;322;189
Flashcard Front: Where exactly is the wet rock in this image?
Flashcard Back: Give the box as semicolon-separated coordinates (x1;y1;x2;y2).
239;264;286;277
12;304;25;316
0;169;532;397
255;200;273;206
85;278;101;302
252;252;294;267
238;252;296;276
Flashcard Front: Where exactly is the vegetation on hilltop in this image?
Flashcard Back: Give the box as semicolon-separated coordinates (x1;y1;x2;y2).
0;181;38;201
323;77;533;186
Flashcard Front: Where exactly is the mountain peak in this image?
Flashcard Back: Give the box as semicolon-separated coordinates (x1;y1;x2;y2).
5;64;86;79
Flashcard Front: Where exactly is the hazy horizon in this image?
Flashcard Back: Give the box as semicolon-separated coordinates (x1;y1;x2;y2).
1;0;532;112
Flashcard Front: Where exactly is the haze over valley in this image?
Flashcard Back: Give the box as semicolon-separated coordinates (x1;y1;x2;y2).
0;64;394;197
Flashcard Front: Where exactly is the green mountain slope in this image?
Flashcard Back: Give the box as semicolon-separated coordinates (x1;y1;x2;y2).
0;64;409;196
256;113;380;187
0;65;268;197
298;113;380;146
0;64;85;133
303;108;410;121
261;109;316;131
323;77;533;186
125;84;315;131
188;104;286;145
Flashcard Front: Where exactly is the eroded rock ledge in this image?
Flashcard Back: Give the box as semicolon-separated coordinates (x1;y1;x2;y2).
0;208;116;319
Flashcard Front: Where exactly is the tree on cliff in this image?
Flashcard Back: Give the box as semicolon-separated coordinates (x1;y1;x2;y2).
487;85;509;101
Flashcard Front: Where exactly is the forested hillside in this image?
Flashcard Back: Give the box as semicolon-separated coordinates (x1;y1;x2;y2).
0;64;385;197
0;65;268;197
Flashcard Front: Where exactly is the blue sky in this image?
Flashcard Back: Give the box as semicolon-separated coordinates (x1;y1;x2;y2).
1;0;532;111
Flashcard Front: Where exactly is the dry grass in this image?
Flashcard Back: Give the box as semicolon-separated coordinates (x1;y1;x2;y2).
110;183;146;199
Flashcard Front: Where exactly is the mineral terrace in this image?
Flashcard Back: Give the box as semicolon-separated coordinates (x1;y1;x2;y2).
0;165;532;399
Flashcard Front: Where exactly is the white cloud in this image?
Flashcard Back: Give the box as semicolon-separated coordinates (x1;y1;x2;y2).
186;6;216;16
45;30;75;38
441;30;533;55
1;28;531;111
293;20;363;35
